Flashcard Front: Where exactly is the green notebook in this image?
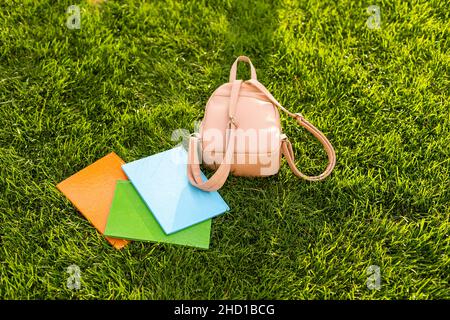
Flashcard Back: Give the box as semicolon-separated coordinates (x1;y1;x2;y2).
104;181;211;249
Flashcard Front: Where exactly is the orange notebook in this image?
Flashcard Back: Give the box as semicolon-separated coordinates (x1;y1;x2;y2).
57;152;129;249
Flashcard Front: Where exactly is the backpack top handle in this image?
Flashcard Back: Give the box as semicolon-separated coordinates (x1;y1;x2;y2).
229;56;257;82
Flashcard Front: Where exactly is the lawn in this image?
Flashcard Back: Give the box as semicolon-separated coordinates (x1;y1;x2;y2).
0;0;449;299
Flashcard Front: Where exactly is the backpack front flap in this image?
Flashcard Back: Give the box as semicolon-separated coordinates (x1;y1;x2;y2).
200;72;282;177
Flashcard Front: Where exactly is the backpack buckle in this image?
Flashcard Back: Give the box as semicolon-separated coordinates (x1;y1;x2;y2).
294;113;304;123
229;116;238;127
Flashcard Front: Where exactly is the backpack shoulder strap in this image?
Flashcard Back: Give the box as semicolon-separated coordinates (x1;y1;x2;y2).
247;79;336;181
187;80;242;191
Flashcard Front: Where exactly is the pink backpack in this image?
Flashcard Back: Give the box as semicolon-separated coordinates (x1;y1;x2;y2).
188;56;336;191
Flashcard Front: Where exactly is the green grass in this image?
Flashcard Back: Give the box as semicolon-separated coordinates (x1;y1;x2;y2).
1;0;449;299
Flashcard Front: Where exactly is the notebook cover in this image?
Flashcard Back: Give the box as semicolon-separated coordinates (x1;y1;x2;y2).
56;152;129;249
104;181;211;249
122;146;229;234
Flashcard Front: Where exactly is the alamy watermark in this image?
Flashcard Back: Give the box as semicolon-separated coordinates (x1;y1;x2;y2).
66;5;81;30
66;264;81;290
366;5;381;29
366;265;381;290
170;123;282;175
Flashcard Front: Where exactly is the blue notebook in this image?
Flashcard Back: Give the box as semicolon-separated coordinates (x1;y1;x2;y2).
122;146;229;234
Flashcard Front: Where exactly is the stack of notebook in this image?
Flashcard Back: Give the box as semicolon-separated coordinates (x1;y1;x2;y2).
57;147;229;249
